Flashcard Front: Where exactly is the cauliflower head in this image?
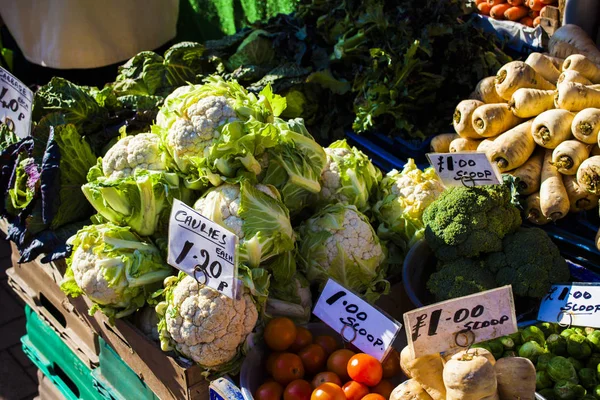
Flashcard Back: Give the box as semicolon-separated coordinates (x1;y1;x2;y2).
156;272;258;372
60;223;173;318
297;203;388;302
374;159;444;248
193;180;294;268
319;139;382;212
102;133;166;179
422;182;522;261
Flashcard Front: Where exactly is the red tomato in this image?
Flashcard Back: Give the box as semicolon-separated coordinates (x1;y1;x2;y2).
272;353;305;386
297;344;327;375
347;354;383;387
265;318;297;351
289;327;313;353
266;352;282;376
314;335;340;356
326;349;355;382
311;372;342;389
370;379;394;398
284;379;313;400
341;380;369;400
255;381;284;400
362;394;386;400
310;383;346;400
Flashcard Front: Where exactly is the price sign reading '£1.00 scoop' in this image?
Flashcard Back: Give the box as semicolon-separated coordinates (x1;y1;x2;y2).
427;152;502;187
0;67;33;139
167;199;238;299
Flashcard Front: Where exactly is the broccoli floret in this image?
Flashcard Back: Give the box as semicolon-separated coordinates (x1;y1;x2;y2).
423;183;521;261
487;228;570;299
426;258;497;301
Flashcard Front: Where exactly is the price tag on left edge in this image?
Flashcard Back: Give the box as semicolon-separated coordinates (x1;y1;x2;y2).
313;279;402;361
403;286;517;359
167;199;238;299
538;283;600;328
0;66;33;139
426;152;502;187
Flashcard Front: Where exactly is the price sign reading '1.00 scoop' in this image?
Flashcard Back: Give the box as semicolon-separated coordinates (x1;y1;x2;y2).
0;67;33;139
313;279;402;362
403;286;518;359
427;152;502;187
167;199;238;299
538;283;600;328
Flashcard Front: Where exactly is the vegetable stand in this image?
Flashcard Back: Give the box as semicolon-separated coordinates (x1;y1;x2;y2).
3;1;600;400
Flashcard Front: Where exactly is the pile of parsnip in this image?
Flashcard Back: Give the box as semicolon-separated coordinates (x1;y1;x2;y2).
391;346;536;400
430;29;600;250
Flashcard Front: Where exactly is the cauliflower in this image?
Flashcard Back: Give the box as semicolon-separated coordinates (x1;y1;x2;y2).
165;95;238;173
102;133;166;179
193;180;294;268
374;159;445;248
156;272;258;373
319;139;382;211
297;203;388;302
60;223;174;319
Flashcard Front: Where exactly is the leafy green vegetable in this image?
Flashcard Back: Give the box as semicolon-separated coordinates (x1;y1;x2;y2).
547;356;579;384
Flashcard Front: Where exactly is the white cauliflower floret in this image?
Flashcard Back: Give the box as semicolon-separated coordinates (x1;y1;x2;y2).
102;133;165;179
70;247;126;305
164;275;257;367
166;96;238;172
320;147;352;202
194;183;278;239
321;208;383;264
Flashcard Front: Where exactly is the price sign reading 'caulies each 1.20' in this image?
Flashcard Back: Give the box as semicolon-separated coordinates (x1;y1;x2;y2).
312;279;402;362
403;286;518;358
167;199;238;299
538;283;600;328
0;67;33;139
426;152;502;187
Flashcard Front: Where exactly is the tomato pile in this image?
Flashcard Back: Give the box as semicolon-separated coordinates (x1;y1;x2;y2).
255;317;400;400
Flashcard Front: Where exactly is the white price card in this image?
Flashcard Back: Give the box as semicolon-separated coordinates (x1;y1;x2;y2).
167;199;238;299
403;286;517;358
538;283;600;328
426;152;502;187
0;67;33;139
312;279;402;361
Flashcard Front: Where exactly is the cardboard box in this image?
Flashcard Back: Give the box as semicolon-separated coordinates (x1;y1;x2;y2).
76;296;209;400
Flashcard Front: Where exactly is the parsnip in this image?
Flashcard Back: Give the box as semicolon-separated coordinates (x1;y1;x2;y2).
531;109;575;148
495;61;555;101
472;103;524;137
449;137;481;152
508;88;555;118
454;100;485;139
555;82;600;111
430;133;459;153
540;149;570;221
511;147;543;195
400;346;446;400
549;24;600;65
524;192;551;225
557;70;593;85
495;357;536;400
562;54;600;83
541;53;565;69
577;156;600;195
572;108;600;144
563;174;599;212
471;76;505;103
477;136;499;154
525;52;561;83
551;140;591;175
487;120;535;171
596;227;600;252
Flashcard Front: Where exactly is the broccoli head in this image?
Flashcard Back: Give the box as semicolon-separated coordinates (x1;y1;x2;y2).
487;228;570;299
426;258;497;301
422;183;521;261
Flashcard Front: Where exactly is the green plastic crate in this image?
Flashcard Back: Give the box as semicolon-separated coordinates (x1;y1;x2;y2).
21;305;102;400
91;337;159;400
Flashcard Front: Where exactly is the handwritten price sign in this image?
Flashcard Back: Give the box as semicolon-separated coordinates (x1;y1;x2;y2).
167;199;238;299
313;279;402;361
538;283;600;328
426;152;502;187
403;286;517;358
0;67;33;139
